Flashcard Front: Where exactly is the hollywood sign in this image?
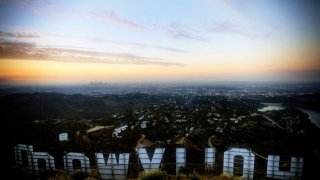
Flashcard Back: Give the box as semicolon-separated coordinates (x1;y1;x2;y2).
14;144;303;180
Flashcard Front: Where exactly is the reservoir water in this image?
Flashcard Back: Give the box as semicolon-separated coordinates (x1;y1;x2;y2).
298;108;320;128
258;103;285;112
258;103;320;128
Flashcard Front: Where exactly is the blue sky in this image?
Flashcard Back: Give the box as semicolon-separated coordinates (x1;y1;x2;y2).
0;0;319;84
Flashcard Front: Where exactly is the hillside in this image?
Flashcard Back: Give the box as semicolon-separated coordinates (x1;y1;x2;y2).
1;92;320;179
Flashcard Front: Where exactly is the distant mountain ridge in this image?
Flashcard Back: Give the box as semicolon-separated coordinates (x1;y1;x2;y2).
0;92;124;123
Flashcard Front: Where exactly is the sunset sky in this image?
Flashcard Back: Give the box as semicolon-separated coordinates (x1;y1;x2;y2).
0;0;319;85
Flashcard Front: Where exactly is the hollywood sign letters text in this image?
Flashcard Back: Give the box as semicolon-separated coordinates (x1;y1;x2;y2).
14;144;303;180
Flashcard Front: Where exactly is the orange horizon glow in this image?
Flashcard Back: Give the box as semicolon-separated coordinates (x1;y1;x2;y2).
1;56;319;85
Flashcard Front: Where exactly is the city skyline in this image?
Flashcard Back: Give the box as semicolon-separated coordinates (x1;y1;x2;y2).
0;0;319;85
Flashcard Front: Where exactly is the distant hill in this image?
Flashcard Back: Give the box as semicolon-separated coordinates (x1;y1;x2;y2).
0;93;124;123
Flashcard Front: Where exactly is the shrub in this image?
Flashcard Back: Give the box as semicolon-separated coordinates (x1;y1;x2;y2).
189;173;201;180
216;173;232;180
138;169;167;180
178;166;191;176
72;170;88;180
47;174;72;180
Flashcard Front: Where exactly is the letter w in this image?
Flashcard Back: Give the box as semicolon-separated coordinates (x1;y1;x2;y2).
96;153;130;180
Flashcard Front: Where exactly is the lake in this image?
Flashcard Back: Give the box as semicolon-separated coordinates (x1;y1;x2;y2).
258;103;285;112
258;103;320;128
298;108;320;128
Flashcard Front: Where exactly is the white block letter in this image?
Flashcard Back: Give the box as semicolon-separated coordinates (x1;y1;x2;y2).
137;148;165;172
205;147;216;169
31;152;55;175
176;148;186;175
223;148;255;179
267;155;303;179
14;144;33;167
63;152;90;175
96;153;130;180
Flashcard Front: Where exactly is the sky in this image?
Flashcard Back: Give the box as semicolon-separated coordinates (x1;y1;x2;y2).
0;0;319;85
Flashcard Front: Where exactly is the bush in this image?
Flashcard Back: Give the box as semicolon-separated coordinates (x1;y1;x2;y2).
178;166;191;176
216;173;232;180
72;170;89;180
189;173;201;180
138;169;167;180
47;174;72;180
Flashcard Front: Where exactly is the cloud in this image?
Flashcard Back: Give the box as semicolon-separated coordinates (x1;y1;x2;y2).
0;42;182;66
0;30;187;59
0;31;40;38
220;0;249;15
15;0;60;15
166;30;207;42
152;46;187;53
166;23;208;42
86;11;145;30
207;0;250;16
210;21;246;35
0;0;6;5
209;21;278;40
87;37;188;53
16;0;32;9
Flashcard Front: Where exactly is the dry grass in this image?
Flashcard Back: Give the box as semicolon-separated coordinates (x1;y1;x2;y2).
138;169;167;180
